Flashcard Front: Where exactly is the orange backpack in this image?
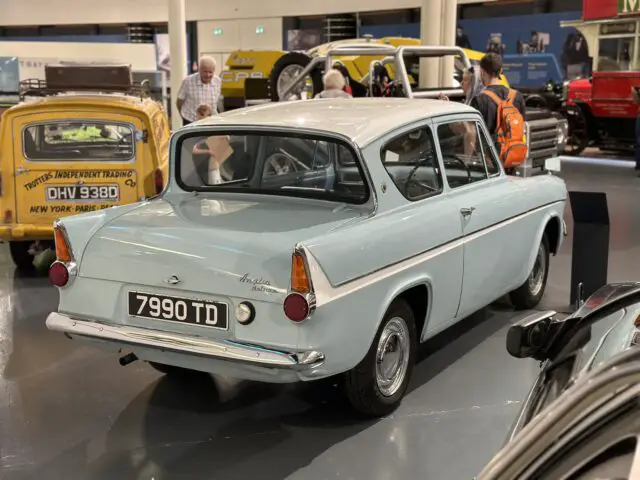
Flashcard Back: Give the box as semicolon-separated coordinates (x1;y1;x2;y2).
482;89;528;169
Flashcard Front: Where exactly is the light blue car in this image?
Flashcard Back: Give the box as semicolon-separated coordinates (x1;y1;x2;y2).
46;98;568;417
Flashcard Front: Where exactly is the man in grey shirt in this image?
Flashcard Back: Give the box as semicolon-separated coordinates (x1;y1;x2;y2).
315;69;352;99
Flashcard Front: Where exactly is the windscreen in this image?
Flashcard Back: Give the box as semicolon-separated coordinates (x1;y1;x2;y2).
177;131;369;204
23;121;135;161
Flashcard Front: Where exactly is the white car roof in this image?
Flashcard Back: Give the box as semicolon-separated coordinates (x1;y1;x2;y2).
190;98;478;147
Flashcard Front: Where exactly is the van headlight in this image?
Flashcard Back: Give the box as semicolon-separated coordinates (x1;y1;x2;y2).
562;80;570;101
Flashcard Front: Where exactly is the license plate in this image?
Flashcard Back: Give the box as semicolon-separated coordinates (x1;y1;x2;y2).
46;184;120;202
127;291;229;330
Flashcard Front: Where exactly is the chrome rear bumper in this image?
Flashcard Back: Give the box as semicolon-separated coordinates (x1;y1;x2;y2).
46;312;325;370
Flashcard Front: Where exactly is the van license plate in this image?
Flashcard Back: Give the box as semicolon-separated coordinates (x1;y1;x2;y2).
128;291;229;330
46;184;120;202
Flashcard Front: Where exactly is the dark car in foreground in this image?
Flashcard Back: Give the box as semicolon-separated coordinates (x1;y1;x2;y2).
478;283;640;480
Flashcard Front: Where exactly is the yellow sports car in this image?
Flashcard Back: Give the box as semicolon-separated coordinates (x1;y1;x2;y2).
220;36;507;110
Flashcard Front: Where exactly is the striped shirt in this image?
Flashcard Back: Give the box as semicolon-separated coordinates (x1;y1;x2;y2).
177;73;222;122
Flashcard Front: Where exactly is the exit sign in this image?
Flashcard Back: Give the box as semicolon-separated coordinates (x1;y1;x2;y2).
213;27;223;36
620;0;640;14
256;25;264;34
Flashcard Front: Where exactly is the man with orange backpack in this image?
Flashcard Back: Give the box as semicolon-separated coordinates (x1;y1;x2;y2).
470;53;528;174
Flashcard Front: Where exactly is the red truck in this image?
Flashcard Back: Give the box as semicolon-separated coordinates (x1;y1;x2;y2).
561;0;640;155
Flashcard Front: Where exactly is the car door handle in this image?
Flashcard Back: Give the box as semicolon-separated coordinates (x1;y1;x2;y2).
460;207;476;217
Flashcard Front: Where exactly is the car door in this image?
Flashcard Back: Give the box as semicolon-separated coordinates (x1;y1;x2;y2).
434;116;523;318
376;124;463;337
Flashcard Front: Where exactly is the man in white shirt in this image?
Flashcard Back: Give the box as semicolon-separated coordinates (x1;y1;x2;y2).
177;56;222;126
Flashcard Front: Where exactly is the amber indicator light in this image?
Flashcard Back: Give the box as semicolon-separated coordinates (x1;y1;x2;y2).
54;227;72;263
291;253;310;293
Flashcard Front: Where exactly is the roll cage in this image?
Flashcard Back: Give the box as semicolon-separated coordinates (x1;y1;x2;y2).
282;44;474;103
278;43;566;177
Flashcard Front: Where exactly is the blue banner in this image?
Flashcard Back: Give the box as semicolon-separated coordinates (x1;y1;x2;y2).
457;10;588;86
501;53;564;88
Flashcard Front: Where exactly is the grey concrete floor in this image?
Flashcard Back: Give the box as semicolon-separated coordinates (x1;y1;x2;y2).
1;157;639;480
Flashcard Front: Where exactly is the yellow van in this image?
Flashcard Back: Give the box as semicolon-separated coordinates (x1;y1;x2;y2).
0;64;170;268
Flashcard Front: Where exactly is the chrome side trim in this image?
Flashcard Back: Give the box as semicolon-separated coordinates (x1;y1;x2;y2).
46;312;325;370
303;200;566;307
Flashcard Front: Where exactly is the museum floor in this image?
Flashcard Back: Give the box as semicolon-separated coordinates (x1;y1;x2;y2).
1;155;639;480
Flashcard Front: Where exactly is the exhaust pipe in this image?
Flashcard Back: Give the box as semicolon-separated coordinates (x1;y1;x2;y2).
119;352;138;366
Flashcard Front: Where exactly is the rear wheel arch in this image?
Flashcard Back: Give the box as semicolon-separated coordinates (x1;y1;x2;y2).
544;215;562;255
526;213;561;271
378;280;431;344
344;282;426;416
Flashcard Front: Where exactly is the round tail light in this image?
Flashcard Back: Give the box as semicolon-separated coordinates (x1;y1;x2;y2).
283;293;310;322
49;262;69;287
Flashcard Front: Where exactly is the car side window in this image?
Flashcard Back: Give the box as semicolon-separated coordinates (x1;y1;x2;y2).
380;126;443;201
476;123;501;176
437;120;490;189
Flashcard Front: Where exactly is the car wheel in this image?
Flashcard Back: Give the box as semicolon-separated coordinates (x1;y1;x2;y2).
510;234;550;310
344;298;417;417
9;241;34;270
268;52;323;102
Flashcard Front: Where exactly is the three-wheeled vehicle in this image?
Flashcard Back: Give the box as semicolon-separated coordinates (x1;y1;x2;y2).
0;63;170;268
478;284;640;479
278;44;568;176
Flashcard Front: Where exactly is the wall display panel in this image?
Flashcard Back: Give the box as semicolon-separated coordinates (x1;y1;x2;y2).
154;32;196;79
0;57;19;93
286;30;323;50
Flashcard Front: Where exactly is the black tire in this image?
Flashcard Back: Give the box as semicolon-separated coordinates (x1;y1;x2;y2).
564;105;589;156
268;52;323;102
510;234;550;310
524;95;548;109
9;241;34;270
344;298;417;417
148;362;195;376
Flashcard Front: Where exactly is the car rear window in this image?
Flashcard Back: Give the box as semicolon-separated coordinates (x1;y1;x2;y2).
176;130;370;205
23;121;135;161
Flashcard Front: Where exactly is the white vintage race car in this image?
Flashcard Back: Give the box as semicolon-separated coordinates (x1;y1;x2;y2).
46;98;567;417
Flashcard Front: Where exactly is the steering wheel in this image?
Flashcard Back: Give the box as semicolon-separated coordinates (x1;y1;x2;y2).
404;159;439;198
443;155;472;184
263;151;301;176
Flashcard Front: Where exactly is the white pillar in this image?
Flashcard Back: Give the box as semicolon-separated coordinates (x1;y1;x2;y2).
419;0;443;88
168;0;188;131
440;0;457;88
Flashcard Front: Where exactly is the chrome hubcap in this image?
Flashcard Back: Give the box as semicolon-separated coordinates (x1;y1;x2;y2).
276;64;310;99
375;317;410;397
528;243;547;297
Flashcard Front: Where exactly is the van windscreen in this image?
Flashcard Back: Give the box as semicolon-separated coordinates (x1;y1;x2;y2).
23;121;135;161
